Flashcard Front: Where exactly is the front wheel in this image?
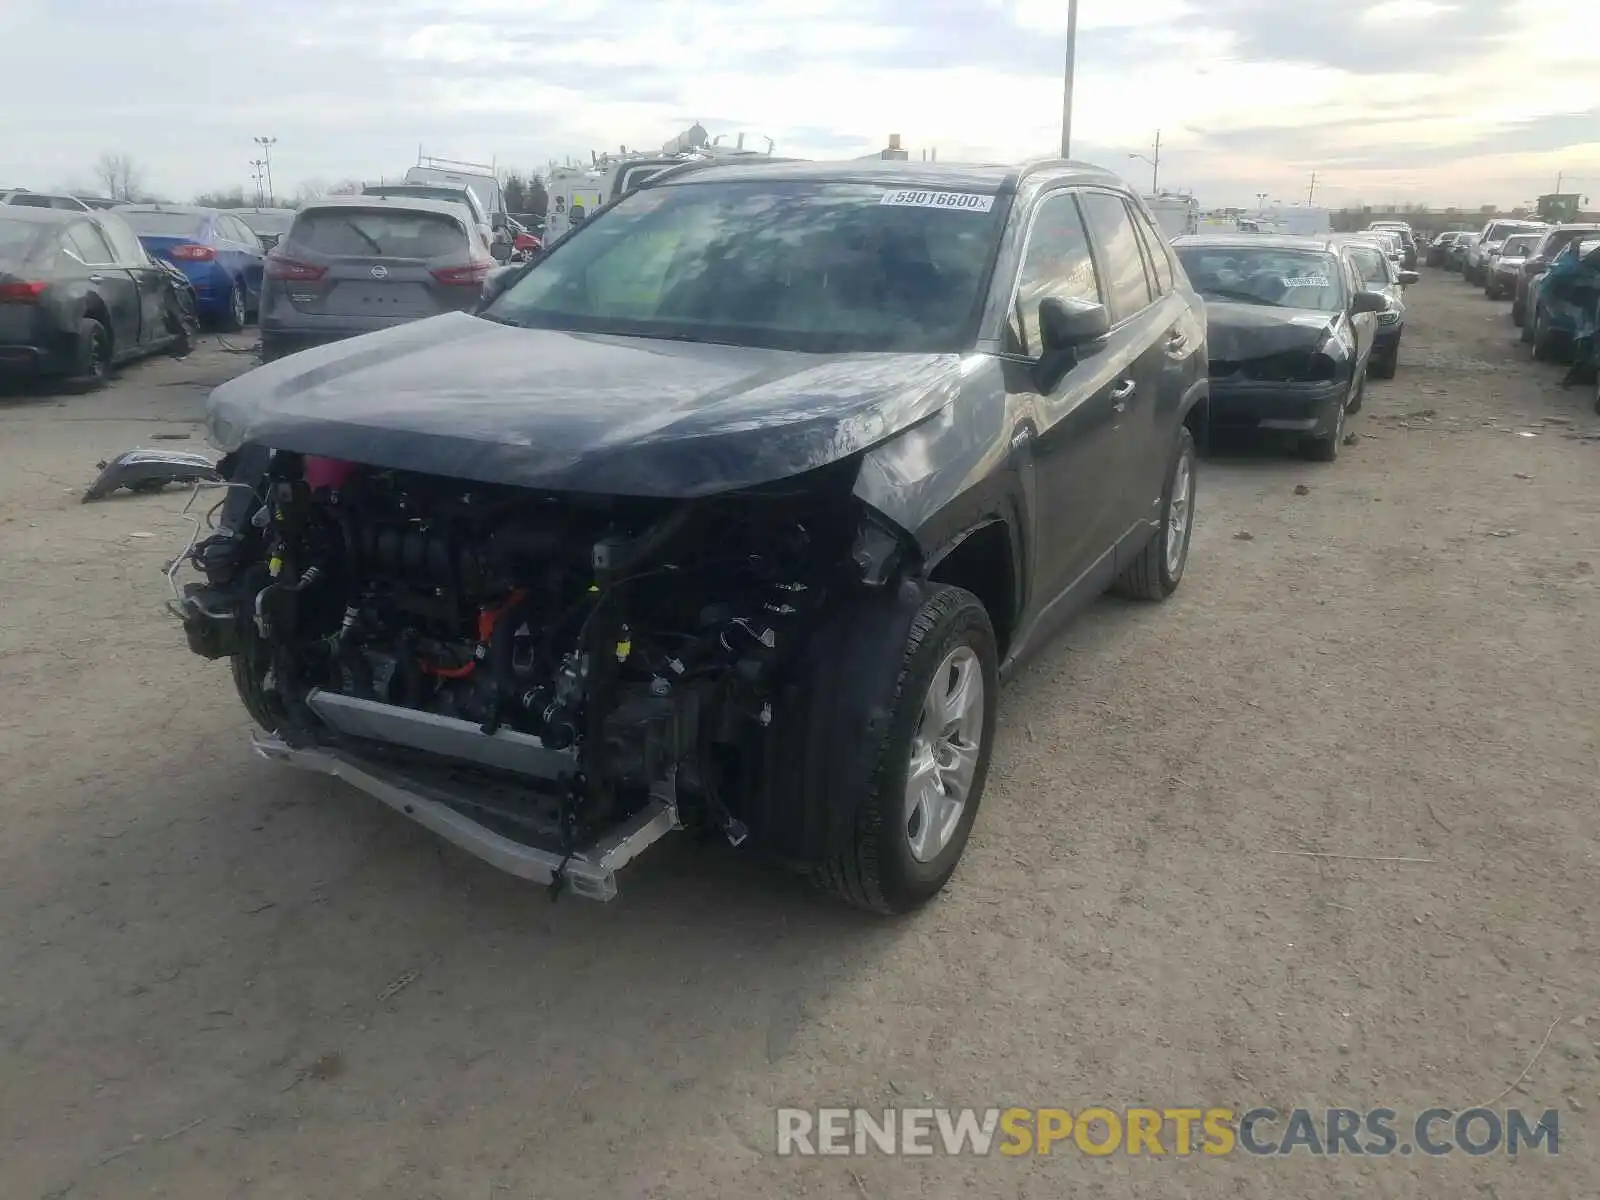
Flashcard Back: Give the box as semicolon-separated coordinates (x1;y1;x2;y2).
1113;425;1196;601
1368;341;1398;381
812;585;998;914
1302;377;1353;462
1531;307;1559;361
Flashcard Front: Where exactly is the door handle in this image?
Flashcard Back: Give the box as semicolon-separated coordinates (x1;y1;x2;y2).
88;274;104;283
1109;379;1136;409
1166;328;1185;349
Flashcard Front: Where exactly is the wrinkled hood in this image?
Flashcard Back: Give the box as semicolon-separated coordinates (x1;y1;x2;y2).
208;313;966;497
1202;301;1338;362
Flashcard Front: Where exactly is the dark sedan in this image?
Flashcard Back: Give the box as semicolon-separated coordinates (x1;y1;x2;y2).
0;207;186;388
1173;234;1385;461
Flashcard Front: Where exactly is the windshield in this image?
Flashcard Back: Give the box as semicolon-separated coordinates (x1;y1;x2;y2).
289;208;469;258
119;209;207;237
1175;245;1346;311
1499;235;1540;256
238;211;294;235
486;180;1006;353
0;216;43;262
1347;246;1389;285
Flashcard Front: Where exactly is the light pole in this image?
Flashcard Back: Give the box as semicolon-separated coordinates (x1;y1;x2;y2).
1256;191;1269;211
254;136;278;205
1060;0;1078;158
249;159;267;207
1128;129;1160;194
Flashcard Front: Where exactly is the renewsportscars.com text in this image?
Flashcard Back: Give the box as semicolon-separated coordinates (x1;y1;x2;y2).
776;1106;1559;1157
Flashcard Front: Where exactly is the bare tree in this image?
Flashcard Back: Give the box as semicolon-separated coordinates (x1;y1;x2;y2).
295;179;328;204
93;152;144;202
326;178;363;196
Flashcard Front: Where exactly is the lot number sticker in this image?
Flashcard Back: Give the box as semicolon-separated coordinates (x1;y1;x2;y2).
880;189;995;213
1282;275;1330;288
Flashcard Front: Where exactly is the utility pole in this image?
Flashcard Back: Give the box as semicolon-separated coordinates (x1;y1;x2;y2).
1060;0;1078;158
1556;170;1563;192
1128;130;1161;195
249;159;267;207
1306;171;1319;205
254;136;278;205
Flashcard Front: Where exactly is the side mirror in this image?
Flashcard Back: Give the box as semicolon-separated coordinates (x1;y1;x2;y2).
1038;296;1111;353
490;212;508;232
1398;270;1419;286
489;239;512;262
1351;290;1388;315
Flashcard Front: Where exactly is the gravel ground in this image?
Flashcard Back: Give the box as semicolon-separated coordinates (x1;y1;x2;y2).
1;278;1596;1200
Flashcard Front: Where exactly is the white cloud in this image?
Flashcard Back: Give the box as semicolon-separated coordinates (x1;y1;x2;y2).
0;0;1593;208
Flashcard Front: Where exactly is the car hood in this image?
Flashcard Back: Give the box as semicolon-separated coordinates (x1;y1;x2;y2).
207;312;966;497
1202;301;1340;362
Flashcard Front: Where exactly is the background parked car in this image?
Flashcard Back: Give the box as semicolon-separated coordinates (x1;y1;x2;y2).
0;207;187;388
1337;235;1417;378
2;190;93;213
233;207;299;252
1464;219;1546;284
258;195;495;362
1426;231;1463;267
1484;232;1543;300
1513;224;1600;326
1446;233;1479;272
1172;234;1385;460
115;204;264;332
1522;236;1600;361
1367;220;1417;269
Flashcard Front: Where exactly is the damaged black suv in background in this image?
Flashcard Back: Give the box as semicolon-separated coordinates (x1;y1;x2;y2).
174;159;1208;913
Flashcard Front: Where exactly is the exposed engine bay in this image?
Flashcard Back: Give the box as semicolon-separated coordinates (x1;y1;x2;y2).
174;449;901;898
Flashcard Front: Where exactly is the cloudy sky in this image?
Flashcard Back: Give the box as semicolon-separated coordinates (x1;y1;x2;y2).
2;0;1595;210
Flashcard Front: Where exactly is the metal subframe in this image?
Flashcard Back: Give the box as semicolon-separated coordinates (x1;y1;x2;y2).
252;692;681;900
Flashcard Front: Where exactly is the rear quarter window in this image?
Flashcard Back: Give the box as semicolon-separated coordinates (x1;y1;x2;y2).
290;209;470;258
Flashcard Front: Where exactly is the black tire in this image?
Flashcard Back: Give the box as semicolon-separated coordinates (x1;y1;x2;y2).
811;585;998;914
1112;425;1195;601
258;337;283;364
1521;315;1535;345
1511;301;1524;327
1485;281;1500;300
219;278;247;333
231;647;282;733
1368;342;1398;381
65;317;111;392
1531;307;1558;361
1302;376;1353;462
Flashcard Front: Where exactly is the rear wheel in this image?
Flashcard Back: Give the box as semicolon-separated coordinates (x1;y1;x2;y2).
65;318;111;392
1511;299;1525;326
812;585;998;914
220;278;247;333
1112;426;1195;601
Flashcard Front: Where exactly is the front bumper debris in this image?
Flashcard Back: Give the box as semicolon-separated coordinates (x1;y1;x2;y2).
251;728;681;901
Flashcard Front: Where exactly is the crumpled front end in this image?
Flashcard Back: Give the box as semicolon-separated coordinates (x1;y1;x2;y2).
169;445;920;900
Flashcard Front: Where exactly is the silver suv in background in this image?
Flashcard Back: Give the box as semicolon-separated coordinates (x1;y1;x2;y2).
1464;218;1546;285
257;196;495;363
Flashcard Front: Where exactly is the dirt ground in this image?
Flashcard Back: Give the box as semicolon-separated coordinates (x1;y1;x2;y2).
1;277;1596;1200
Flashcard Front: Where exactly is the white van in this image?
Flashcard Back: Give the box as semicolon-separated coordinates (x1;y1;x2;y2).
404;158;503;220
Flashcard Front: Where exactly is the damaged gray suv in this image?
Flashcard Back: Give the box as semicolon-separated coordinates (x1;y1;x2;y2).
174;159;1208;912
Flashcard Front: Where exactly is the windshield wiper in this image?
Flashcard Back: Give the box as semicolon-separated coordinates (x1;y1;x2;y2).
342;220;384;255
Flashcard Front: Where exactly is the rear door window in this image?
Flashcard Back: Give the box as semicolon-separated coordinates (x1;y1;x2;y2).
291;208;470;258
64;222;115;265
1078;190;1153;322
97;215;149;265
1128;203;1174;295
